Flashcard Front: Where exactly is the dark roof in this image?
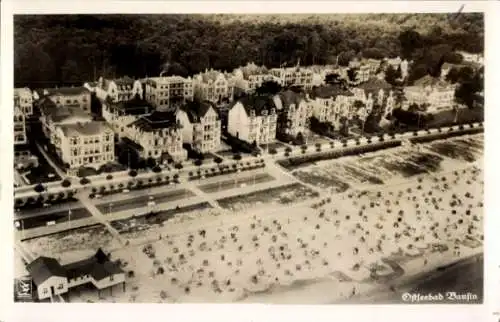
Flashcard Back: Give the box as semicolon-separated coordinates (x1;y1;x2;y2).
47;87;90;96
357;77;392;94
311;85;354;99
114;76;135;86
40;101;91;123
62;248;124;282
179;100;214;123
413;75;448;88
110;98;153;116
129;111;179;132
236;94;277;116
278;90;306;109
59;121;112;137
26;257;66;286
122;137;144;151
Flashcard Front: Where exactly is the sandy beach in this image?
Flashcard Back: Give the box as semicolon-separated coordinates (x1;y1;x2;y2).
21;134;484;303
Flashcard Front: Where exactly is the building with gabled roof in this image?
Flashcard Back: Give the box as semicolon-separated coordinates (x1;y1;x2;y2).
54;121;115;174
96;76;143;103
193;69;233;104
39;98;94;146
102;98;154;139
404;75;456;113
355;77;393;107
269;64;314;90
25;249;125;301
176;101;221;153
232;62;279;94
310;84;356;127
227;94;278;145
125;111;187;162
14;88;34;116
272;90;314;137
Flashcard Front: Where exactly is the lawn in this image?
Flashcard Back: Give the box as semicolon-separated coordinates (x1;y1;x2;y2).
110;202;213;233
216;183;319;212
197;173;274;194
259;141;287;151
427;107;484;128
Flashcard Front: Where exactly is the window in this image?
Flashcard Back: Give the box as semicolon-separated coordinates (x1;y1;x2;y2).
57;283;64;290
43;288;48;294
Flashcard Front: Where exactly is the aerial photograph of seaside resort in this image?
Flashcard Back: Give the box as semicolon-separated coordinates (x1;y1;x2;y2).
13;13;484;304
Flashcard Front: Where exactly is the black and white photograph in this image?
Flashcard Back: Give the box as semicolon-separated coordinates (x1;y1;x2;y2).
5;2;489;312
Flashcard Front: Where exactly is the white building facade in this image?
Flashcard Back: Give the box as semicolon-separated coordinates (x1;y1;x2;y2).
55;121;115;174
193;69;233;104
144;76;194;111
126;111;187;162
96;77;143;103
14;88;34;116
269;66;314;90
228;98;277;145
176;102;221;153
14;105;27;145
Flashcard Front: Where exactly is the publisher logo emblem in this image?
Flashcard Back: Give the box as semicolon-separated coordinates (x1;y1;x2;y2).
15;277;33;302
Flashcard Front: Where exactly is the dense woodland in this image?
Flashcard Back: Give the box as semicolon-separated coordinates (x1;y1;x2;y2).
14;14;483;88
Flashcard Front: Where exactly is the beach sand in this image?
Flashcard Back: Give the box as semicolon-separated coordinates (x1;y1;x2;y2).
21;134;484;303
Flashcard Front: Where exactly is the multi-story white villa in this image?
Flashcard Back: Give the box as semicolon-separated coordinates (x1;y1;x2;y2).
144;76;194;111
176;101;221;154
14;88;34;116
232;62;281;93
269;65;314;90
96;76;143;103
356;64;372;84
228;95;278;145
272;90;314;137
311;85;355;128
363;59;382;74
404;75;456;113
356;77;393;108
193;69;233;104
34;87;92;113
102;98;154;140
126;111;187;162
14;105;27;145
55;121;115;174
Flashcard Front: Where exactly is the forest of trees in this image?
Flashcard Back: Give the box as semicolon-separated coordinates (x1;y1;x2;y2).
14;14;483;88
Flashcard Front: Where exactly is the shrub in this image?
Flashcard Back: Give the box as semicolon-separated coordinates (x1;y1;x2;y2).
80;177;90;185
34;183;45;193
129;170;138;177
61;179;71;188
152;166;161;173
106;174;113;180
